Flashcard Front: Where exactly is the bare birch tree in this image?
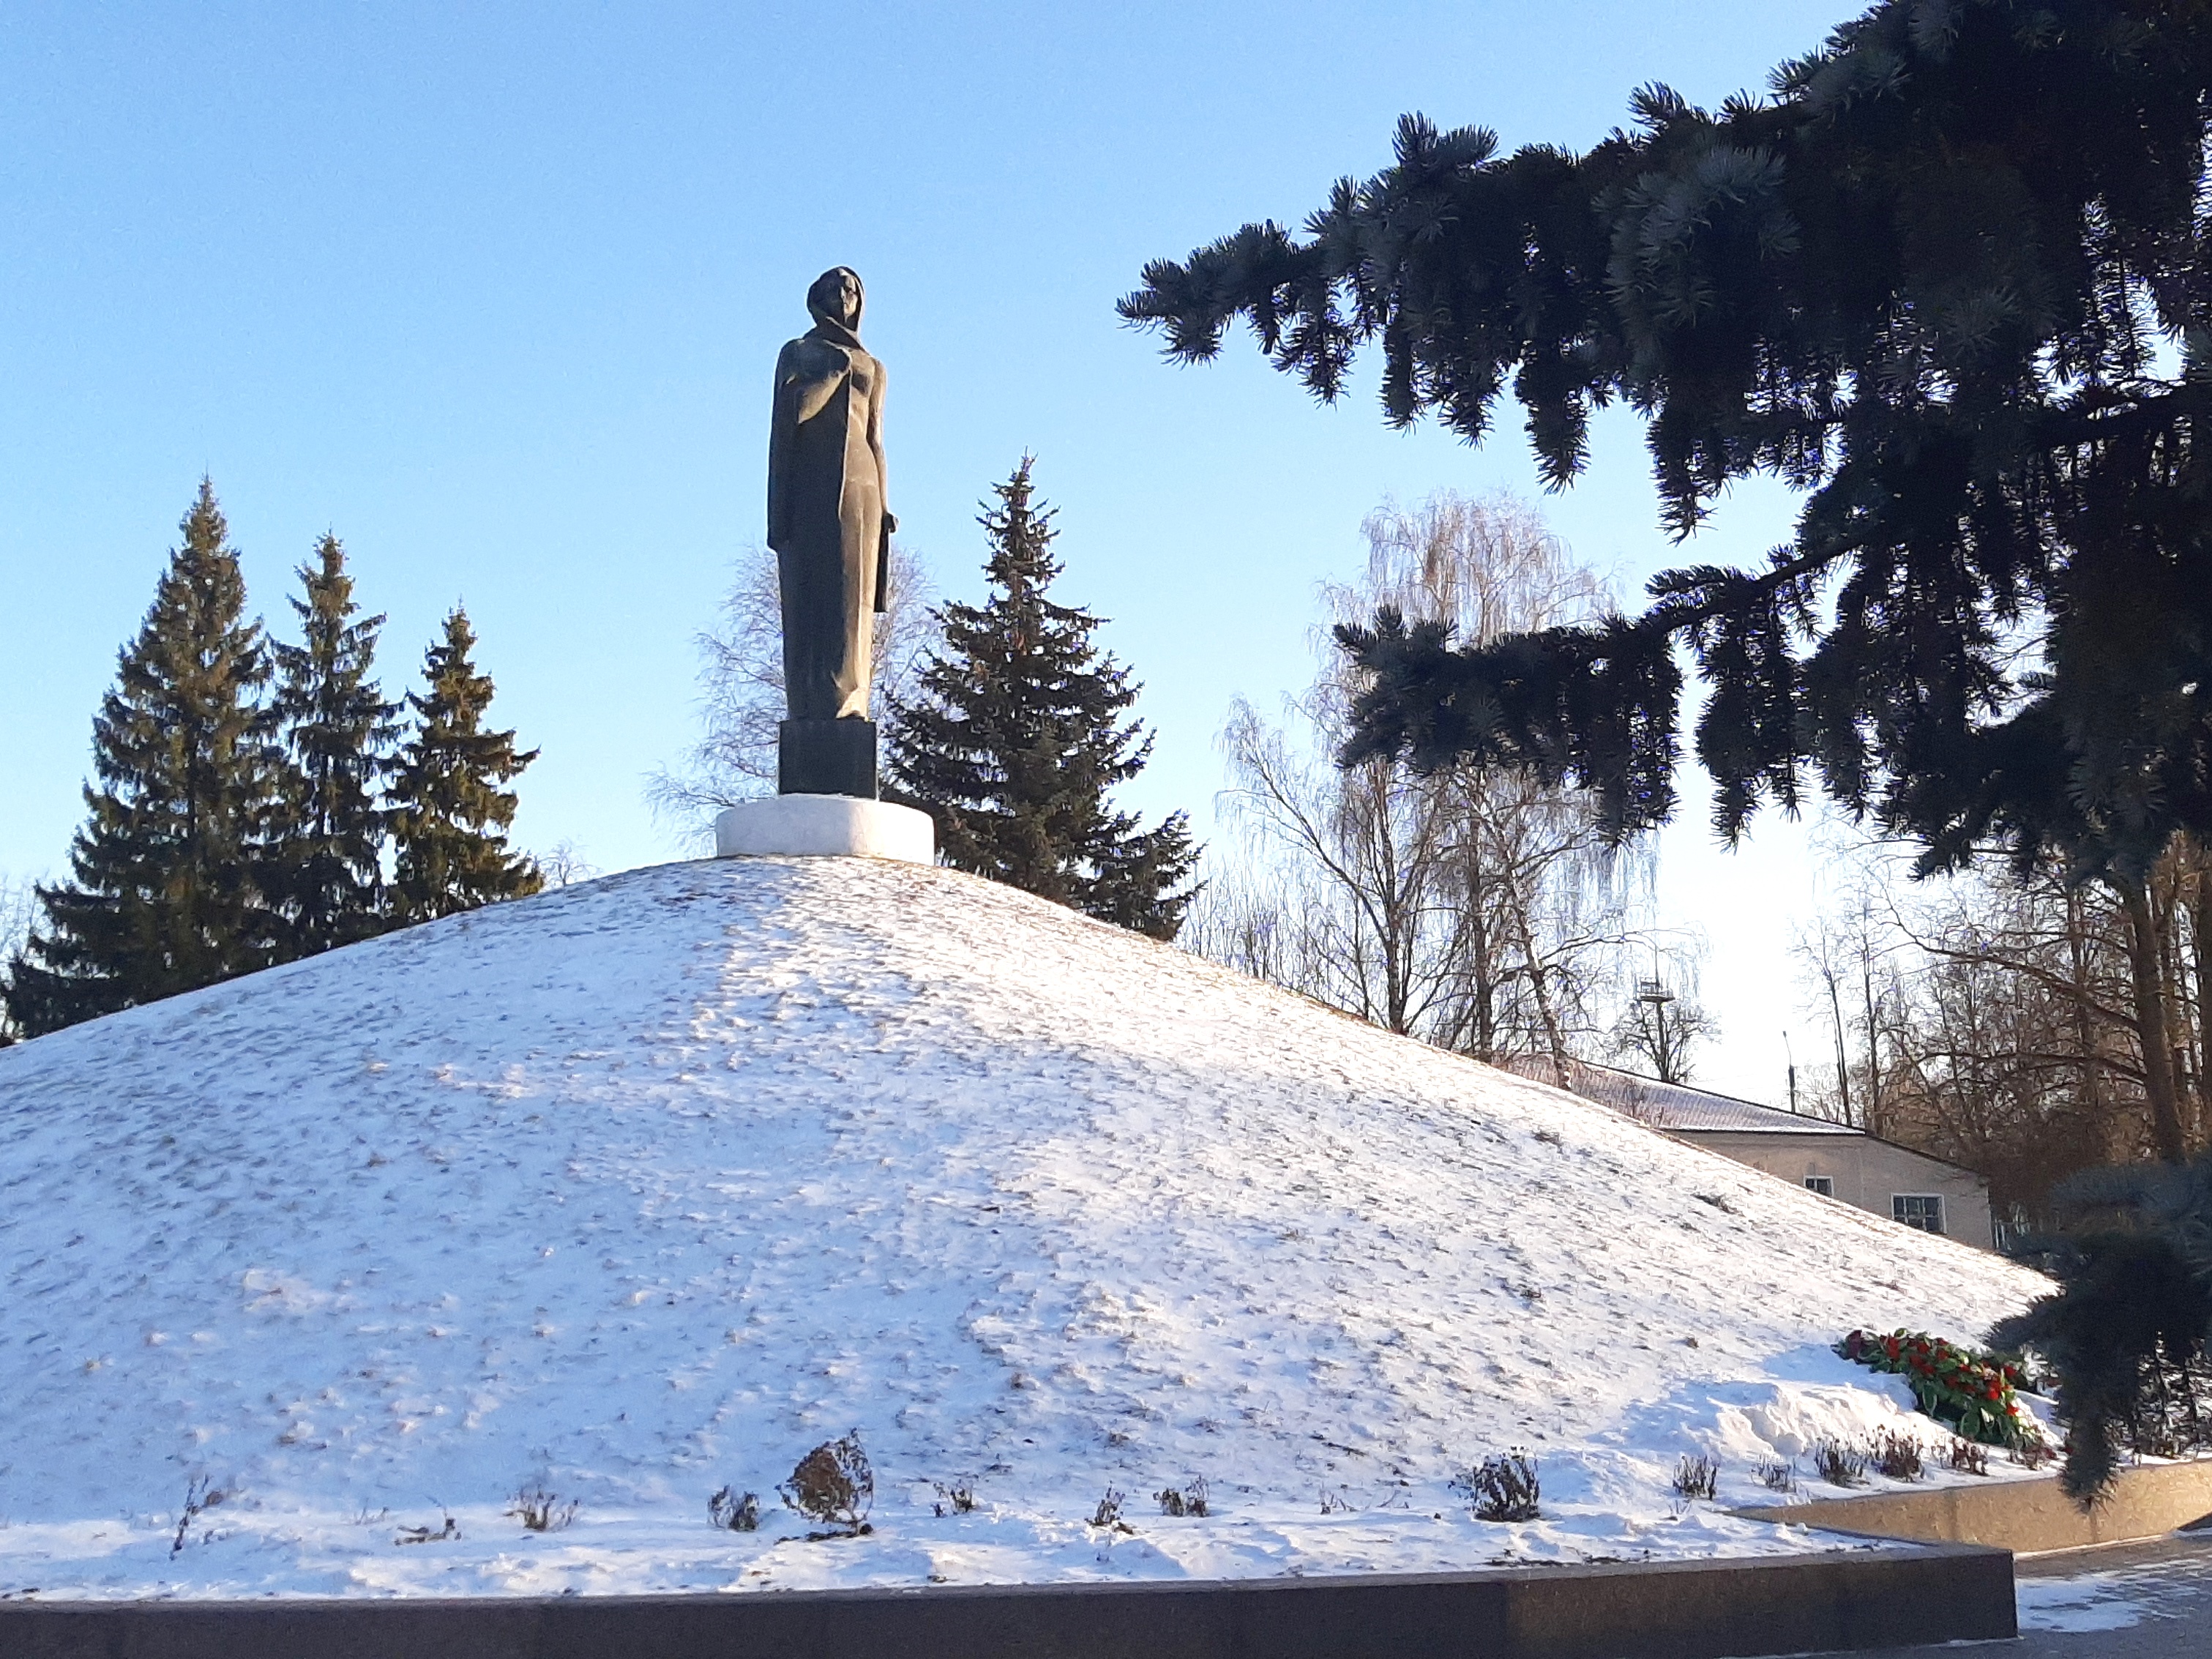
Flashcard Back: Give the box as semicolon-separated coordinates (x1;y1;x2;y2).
649;543;936;844
1192;492;1647;1070
0;872;37;1045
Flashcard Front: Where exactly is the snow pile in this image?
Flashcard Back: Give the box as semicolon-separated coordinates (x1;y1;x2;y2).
0;857;2049;1598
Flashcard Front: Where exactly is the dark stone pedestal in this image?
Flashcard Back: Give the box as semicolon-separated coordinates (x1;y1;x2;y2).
779;718;878;799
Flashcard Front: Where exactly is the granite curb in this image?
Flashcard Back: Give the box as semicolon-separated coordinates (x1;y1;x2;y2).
0;1542;2014;1659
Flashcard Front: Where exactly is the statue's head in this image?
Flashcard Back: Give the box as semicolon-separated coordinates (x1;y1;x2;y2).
806;266;864;334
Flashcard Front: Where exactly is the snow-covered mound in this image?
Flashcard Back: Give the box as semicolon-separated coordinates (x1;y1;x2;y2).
0;857;2047;1598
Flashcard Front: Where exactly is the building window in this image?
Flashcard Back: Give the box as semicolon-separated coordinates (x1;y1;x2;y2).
1804;1177;1835;1197
1893;1195;1945;1235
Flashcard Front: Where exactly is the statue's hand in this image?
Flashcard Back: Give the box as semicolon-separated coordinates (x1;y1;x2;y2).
883;512;898;536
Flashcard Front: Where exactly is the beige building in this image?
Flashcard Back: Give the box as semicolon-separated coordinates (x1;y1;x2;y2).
1520;1059;1996;1250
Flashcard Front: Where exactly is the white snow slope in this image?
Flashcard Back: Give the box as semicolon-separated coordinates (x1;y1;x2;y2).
0;857;2050;1599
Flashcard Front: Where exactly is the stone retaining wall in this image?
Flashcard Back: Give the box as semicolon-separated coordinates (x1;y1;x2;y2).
1738;1458;2212;1554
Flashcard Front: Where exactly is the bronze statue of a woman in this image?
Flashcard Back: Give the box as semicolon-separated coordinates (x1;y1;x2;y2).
767;266;894;796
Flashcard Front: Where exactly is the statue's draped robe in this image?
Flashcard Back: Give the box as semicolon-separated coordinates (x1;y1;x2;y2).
767;319;887;722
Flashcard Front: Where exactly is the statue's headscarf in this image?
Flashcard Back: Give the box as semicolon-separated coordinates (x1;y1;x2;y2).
805;266;865;351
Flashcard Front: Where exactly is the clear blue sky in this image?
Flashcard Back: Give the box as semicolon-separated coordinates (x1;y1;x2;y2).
1;0;1864;1100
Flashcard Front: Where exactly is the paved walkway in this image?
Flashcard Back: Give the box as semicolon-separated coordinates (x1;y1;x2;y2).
1831;1531;2212;1658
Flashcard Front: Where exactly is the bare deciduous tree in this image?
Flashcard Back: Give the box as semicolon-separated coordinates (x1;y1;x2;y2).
1791;868;1911;1137
1191;492;1648;1071
1607;943;1715;1084
535;841;601;888
0;872;38;1044
1790;833;2212;1222
649;543;936;844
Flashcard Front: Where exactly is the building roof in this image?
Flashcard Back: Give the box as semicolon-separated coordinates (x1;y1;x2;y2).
1501;1056;1864;1136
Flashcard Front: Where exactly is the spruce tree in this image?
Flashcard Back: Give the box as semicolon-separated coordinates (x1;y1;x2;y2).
886;458;1198;939
4;482;277;1035
386;607;543;923
266;533;403;958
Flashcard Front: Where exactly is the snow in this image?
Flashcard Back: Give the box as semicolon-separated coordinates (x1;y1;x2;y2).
2015;1543;2212;1634
0;857;2051;1598
2016;1575;2148;1633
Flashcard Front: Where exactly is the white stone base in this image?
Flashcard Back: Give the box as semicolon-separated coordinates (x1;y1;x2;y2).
713;795;936;864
